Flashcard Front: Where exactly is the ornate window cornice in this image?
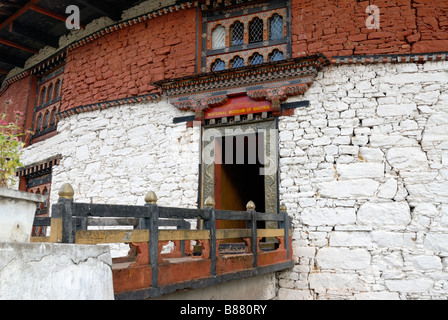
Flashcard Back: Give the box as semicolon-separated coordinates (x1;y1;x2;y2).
154;54;329;118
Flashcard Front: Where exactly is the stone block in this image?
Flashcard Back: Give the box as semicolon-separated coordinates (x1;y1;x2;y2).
318;179;379;199
309;273;359;291
357;202;411;228
336;163;384;180
386;147;428;171
377;104;417;117
301;207;356;226
0;243;113;300
315;248;371;270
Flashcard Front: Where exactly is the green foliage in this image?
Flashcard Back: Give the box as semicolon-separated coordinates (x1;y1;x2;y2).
0;100;26;188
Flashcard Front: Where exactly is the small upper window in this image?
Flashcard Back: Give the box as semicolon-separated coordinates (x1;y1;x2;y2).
230;21;244;46
47;83;54;103
249;52;264;65
40;87;47;106
212;25;226;50
249;18;263;44
269;14;283;40
230;56;245;68
211;59;226;72
269;49;284;62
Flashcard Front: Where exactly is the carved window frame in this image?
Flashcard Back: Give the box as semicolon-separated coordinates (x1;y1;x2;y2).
31;66;64;144
201;119;279;214
200;0;291;73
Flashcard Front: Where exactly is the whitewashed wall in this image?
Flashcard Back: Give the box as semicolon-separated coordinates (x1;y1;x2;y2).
278;61;448;300
21;61;448;299
22;100;199;209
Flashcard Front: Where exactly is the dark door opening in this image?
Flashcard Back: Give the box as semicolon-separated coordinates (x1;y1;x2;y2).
214;132;265;231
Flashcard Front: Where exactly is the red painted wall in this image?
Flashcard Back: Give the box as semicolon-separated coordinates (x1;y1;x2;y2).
0;75;32;132
291;0;448;58
60;8;197;112
2;2;448;120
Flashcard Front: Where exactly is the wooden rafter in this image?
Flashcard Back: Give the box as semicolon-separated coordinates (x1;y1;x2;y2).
9;21;58;47
0;36;38;53
0;0;40;31
75;0;121;21
29;4;85;28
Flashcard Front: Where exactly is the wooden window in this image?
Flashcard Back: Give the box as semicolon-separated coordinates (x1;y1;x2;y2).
249;52;264;65
269;14;284;40
230;56;244;68
230;21;244;46
212;25;226;50
201;0;290;73
249;18;263;44
211;59;226;72
31;66;64;144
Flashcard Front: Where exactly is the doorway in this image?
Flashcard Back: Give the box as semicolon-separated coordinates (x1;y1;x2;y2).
214;133;265;228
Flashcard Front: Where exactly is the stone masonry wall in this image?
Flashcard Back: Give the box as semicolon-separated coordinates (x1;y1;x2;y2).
61;8;197;113
277;60;448;299
22;100;199;209
291;0;448;58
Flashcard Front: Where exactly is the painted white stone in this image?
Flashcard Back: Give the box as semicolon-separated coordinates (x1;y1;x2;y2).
336;163;384;180
301;207;356;226
377;178;398;199
386;147;428;171
377;104;417;117
385;279;434;293
318;179;379;199
357;201;411;228
315;248;371;270
0;243;113;300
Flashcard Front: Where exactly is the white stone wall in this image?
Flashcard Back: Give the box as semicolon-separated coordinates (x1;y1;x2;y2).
0;243;113;300
21;61;448;299
22;100;199;257
277;61;448;300
22;100;199;208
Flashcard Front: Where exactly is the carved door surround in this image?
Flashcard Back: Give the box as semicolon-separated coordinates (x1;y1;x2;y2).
154;54;330;210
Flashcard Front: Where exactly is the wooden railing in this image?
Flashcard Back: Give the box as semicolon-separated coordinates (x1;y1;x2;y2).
32;183;293;299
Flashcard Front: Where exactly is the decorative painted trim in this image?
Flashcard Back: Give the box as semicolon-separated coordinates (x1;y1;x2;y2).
56;93;161;120
16;155;62;178
1;2;197;93
67;1;198;52
0;51;66;96
331;51;448;65
155;54;328;116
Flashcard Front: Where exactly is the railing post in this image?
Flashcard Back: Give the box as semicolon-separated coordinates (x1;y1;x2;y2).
280;203;290;260
247;200;257;269
204;196;216;276
55;183;75;244
145;191;159;289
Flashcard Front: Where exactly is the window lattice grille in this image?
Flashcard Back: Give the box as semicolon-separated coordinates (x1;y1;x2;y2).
269;49;283;62
230;56;245;68
230;21;244;46
211;59;226;71
249;18;263;44
249;52;264;65
212;25;226;50
269;14;283;40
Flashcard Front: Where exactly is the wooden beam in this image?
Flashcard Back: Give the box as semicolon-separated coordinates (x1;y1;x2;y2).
29;4;85;28
0;36;38;53
75;0;121;21
9;21;59;47
0;69;9;74
0;0;40;31
0;52;27;68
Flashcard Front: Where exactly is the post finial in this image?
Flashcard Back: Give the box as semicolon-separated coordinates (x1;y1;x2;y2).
204;196;215;208
58;183;74;200
246;200;256;211
280;203;287;213
145;191;158;205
